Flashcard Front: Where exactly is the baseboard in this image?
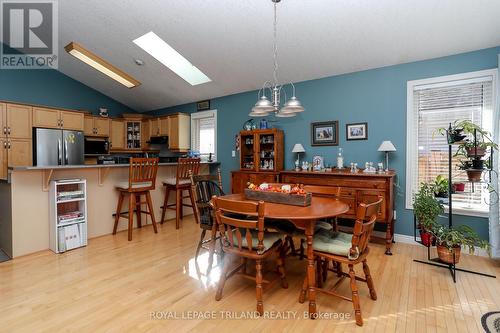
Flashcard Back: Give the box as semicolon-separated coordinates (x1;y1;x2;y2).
394;232;489;257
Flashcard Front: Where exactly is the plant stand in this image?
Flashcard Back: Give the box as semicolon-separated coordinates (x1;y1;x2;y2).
413;126;496;283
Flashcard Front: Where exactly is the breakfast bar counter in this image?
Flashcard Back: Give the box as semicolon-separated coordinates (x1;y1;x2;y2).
0;162;219;258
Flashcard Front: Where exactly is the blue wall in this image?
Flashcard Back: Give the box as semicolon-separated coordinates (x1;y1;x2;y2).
149;46;500;240
0;68;134;116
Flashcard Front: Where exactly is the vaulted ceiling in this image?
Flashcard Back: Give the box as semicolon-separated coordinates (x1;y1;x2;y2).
57;0;500;112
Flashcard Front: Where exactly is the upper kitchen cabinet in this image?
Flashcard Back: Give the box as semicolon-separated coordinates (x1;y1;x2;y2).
110;119;125;150
148;116;169;138
84;115;110;137
6;104;32;139
141;120;150;149
169;113;190;152
33;107;84;131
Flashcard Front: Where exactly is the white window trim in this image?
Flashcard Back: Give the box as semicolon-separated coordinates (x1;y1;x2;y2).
406;69;498;217
191;109;217;162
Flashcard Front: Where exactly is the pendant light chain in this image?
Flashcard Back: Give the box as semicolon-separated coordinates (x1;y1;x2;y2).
273;1;278;86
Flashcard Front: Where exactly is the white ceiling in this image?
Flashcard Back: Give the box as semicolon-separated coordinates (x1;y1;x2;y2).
57;0;500;112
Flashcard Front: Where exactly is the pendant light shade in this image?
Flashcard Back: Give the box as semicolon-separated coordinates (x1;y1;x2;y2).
248;95;274;116
275;111;296;118
281;96;305;113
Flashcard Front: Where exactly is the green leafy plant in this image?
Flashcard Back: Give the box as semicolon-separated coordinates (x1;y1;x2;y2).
413;183;443;230
433;224;491;255
432;175;449;197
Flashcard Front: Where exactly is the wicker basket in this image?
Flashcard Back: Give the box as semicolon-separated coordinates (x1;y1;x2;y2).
437;245;461;264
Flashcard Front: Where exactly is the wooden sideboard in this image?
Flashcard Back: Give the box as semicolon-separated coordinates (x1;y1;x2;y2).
280;170;396;255
231;170;280;195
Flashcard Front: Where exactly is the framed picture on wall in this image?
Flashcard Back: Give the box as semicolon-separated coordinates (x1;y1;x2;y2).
346;122;368;140
196;100;210;111
311;121;339;146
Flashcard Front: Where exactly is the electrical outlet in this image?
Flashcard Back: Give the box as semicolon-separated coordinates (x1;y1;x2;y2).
232;150;236;157
394;210;397;220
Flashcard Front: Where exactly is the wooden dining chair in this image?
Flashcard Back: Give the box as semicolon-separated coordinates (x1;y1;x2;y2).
160;157;200;229
113;158;159;241
299;197;383;326
212;196;288;315
287;185;342;260
191;168;224;269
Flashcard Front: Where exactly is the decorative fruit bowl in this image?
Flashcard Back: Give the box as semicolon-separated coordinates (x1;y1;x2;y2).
244;183;312;206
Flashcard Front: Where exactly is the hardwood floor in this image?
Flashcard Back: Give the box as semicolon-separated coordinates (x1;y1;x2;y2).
0;217;499;333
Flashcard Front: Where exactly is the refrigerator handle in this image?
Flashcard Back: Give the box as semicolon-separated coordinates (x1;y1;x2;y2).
64;139;69;165
58;139;62;165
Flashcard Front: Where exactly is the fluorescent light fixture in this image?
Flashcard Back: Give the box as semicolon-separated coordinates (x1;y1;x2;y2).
64;42;140;88
133;31;211;86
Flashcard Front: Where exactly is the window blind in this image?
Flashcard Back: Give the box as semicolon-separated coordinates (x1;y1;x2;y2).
191;111;216;161
411;79;494;212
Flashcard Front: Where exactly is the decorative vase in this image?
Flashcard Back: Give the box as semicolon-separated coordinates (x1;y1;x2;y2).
437;245;461;264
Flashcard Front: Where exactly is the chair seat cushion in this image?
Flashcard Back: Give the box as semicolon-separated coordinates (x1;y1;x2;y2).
116;181;152;190
313;229;358;259
231;230;284;254
163;177;190;185
315;221;333;231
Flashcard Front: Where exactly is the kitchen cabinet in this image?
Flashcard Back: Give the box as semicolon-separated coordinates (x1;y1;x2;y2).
141;120;150;149
169;113;190;152
125;120;141;149
0;103;33;179
7;104;32;138
33;107;83;131
84;116;110;137
7;139;32;167
159;117;169;136
0;139;7;179
149;118;160;137
110;120;125;150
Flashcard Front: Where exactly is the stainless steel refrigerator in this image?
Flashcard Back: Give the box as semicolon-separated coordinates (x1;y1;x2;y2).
33;128;84;166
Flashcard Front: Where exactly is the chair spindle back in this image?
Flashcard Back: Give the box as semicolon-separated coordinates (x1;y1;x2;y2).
351;197;383;256
128;158;159;190
177;158;201;184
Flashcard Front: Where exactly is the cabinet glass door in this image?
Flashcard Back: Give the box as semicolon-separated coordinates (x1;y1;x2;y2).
240;133;255;170
258;133;276;171
126;121;141;149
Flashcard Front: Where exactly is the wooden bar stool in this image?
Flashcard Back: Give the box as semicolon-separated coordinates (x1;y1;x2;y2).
113;158;159;241
160;157;200;229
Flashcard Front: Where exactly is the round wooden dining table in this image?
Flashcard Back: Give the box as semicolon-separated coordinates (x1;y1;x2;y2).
221;193;350;317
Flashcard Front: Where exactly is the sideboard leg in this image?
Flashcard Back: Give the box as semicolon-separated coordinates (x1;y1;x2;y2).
385;220;393;255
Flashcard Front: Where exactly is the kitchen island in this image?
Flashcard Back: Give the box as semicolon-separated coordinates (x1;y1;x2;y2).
0;162;219;258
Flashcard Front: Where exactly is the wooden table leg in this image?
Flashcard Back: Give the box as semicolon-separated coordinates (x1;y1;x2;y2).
305;219;317;317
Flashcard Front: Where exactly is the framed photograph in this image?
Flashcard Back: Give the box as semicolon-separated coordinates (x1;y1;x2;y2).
196;99;210;111
346;122;368;140
311;121;339;146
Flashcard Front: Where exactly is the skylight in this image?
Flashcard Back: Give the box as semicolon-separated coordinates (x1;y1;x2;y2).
133;31;211;86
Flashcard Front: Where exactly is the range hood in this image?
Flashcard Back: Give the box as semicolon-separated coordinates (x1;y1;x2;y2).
147;136;168;145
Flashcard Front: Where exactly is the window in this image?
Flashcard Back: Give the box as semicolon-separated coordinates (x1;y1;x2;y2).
191;110;217;161
406;69;497;217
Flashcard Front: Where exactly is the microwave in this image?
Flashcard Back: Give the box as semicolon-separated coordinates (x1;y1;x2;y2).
84;137;109;155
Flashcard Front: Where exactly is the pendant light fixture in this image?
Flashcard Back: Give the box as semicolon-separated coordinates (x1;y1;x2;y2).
249;0;305;118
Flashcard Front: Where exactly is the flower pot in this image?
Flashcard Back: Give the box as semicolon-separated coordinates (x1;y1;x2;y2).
419;230;435;247
437;245;461;264
466;169;483;182
466;147;487;157
434;192;448;198
471;159;484;169
447;130;466;144
453;182;465;192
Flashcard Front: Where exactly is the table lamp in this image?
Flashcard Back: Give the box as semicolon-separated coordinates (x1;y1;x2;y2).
378;141;396;172
292;143;306;171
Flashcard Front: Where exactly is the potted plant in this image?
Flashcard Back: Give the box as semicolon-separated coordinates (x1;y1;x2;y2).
459;160;483;182
433;225;491;264
413;183;443;246
432;175;449;198
453;182;465;192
